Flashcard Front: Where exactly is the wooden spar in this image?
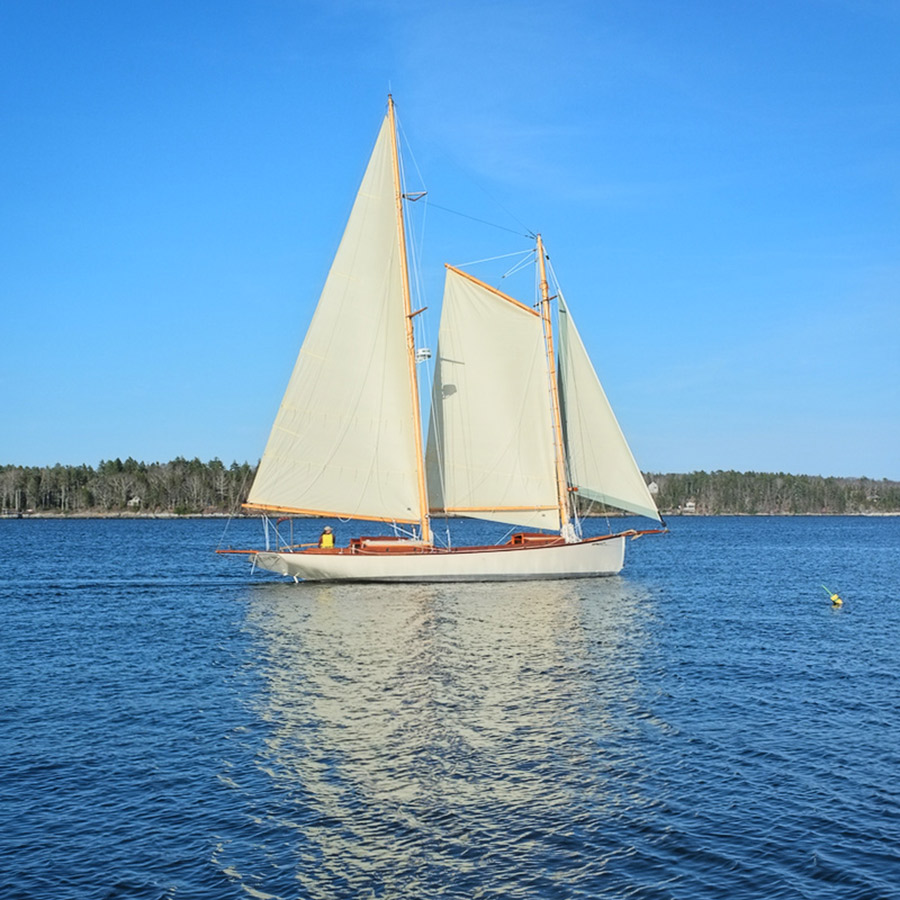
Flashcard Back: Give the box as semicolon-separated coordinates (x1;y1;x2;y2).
242;501;419;524
445;264;541;316
536;234;571;534
388;95;432;545
432;504;560;513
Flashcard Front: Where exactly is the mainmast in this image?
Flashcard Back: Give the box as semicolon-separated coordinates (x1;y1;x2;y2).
536;234;572;536
388;95;432;544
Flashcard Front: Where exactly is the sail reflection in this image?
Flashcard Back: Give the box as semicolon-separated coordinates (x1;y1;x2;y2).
235;579;656;897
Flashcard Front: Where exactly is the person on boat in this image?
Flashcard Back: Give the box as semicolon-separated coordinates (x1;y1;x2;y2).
318;526;335;549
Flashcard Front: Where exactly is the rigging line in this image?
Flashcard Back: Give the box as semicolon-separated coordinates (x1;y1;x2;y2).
396;114;436;462
545;257;568;306
400;150;429;331
396;111;434;394
427;201;533;237
454;249;534;268
402;116;537;236
400;166;426;294
501;250;536;280
396;115;428;199
217;461;256;550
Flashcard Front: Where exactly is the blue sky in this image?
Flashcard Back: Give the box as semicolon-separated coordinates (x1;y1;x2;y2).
2;0;898;478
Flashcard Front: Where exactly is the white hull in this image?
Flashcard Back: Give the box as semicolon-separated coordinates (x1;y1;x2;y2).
250;536;626;583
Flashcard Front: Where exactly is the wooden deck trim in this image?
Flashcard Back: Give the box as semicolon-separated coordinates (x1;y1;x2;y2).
217;529;666;558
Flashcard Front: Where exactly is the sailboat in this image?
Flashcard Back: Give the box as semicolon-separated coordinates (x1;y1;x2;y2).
219;97;664;582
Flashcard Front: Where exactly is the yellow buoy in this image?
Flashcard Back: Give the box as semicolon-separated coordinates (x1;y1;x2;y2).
822;585;843;607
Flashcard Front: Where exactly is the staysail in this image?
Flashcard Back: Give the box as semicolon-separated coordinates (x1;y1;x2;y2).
557;294;660;521
246;112;423;523
425;266;562;531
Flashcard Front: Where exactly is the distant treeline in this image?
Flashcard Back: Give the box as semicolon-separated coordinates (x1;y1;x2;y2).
1;459;898;516
646;471;900;516
0;458;254;515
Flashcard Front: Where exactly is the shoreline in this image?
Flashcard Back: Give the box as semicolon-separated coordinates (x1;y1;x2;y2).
3;511;898;520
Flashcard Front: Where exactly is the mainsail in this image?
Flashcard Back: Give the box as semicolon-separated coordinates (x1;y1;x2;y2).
425;267;562;531
246;113;423;523
557;294;660;521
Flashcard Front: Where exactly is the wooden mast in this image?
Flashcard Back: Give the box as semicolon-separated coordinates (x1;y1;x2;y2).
388;95;432;544
536;234;571;535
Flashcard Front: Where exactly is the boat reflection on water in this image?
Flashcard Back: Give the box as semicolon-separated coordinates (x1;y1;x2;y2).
224;578;659;896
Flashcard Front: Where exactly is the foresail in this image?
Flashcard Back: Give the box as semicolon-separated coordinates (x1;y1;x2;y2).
246;114;422;523
425;267;561;532
557;296;660;521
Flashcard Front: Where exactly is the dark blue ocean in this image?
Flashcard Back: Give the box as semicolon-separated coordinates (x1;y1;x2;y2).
2;516;898;899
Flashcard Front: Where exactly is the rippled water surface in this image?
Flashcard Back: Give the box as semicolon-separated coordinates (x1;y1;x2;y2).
2;516;898;899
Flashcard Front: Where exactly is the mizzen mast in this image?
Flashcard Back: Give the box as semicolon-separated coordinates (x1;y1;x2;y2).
536;234;572;536
388;95;432;544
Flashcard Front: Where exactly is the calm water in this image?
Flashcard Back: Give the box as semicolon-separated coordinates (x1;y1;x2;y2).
1;516;898;899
